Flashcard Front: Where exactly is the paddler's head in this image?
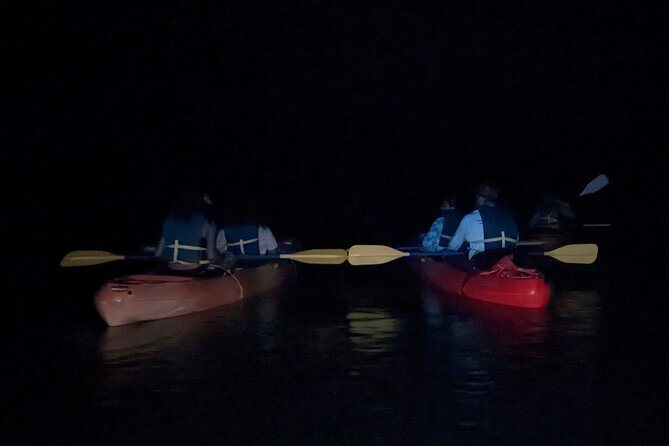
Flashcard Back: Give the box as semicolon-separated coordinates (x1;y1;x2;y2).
440;194;457;211
476;182;499;208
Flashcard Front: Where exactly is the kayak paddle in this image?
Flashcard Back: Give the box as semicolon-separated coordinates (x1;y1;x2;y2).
60;248;348;267
347;243;598;266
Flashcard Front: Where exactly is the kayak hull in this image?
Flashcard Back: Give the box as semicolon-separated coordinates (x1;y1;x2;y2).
94;262;295;326
412;257;551;309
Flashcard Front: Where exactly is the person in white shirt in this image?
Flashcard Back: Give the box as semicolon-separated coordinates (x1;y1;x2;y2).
447;182;519;270
217;223;279;257
215;200;281;269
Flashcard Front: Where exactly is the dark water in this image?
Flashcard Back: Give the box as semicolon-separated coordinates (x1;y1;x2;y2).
4;253;668;445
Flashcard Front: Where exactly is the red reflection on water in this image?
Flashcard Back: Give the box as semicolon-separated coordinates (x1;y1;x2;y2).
421;286;550;347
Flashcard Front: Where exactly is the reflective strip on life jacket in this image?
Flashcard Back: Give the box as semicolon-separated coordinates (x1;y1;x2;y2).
469;231;519;248
167;240;210;265
228;237;260;255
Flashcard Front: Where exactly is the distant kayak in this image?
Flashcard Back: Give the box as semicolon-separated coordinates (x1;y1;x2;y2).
412;255;551;309
94;261;296;326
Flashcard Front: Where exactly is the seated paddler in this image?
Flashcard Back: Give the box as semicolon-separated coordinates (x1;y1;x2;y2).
446;181;520;271
216;203;280;269
422;193;465;252
155;191;233;276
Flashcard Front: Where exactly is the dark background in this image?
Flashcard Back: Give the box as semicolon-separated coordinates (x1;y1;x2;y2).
7;1;666;265
4;6;668;444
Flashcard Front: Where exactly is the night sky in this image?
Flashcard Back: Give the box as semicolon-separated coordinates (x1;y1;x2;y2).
8;1;666;257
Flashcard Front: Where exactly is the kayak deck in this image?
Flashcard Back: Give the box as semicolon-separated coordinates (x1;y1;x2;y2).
412;256;551;309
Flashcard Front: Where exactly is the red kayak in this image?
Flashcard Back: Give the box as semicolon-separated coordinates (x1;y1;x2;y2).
94;261;295;326
412;255;551;309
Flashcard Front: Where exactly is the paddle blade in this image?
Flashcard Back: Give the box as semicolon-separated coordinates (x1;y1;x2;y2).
579;174;609;197
281;249;348;265
60;250;125;267
348;245;409;266
543;244;598;264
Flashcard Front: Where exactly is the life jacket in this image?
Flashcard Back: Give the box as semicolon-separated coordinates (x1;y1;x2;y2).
478;207;519;250
158;212;210;264
438;209;465;246
224;224;260;256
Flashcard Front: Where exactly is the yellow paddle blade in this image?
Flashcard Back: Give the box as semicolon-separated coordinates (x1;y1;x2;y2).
60;250;125;267
347;245;409;266
543;244;598;264
281;249;348;265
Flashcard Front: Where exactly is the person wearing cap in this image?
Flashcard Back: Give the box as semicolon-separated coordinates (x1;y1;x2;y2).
421;194;464;251
447;182;520;269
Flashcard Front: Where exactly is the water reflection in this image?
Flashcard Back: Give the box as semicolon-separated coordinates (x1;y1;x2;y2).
346;308;400;353
421;286;551;347
99;290;283;362
417;286;557;436
554;289;602;337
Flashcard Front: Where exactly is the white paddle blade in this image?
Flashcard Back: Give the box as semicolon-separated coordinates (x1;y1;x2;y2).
579;174;609;197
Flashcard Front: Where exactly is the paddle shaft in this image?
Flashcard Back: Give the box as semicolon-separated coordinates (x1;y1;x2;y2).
237;250;347;265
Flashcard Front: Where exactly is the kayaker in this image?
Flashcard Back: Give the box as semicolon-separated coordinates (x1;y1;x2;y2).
528;194;577;230
155;191;234;276
447;181;520;270
215;203;280;268
421;194;465;251
218;224;279;257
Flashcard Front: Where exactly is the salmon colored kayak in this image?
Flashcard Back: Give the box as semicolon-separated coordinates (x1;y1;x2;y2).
94;262;295;326
412;255;551;309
